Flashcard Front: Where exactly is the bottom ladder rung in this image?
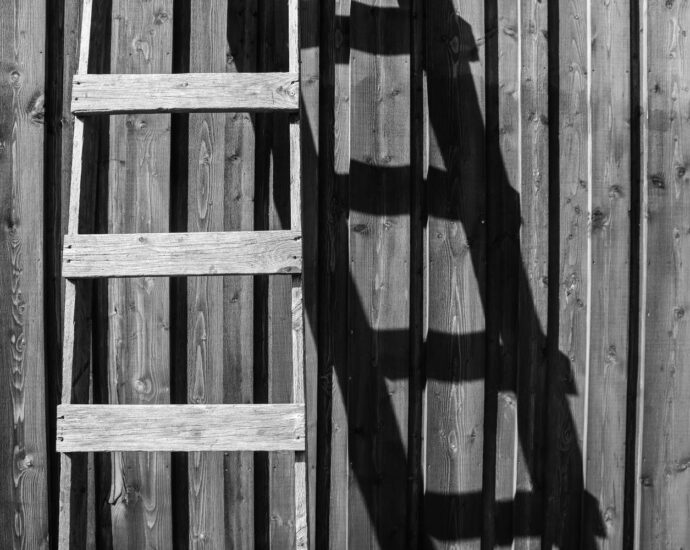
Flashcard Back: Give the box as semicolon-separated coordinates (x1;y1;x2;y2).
57;404;305;452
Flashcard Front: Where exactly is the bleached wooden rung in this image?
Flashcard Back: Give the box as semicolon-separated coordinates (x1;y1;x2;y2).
72;72;299;114
56;404;306;452
63;230;302;278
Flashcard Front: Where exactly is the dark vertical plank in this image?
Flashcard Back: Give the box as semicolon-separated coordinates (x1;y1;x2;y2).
107;1;173;547
545;0;588;546
485;0;519;545
638;0;690;547
186;2;227;548
0;0;50;547
409;0;425;544
270;2;295;547
298;0;321;546
585;0;631;546
254;1;294;548
224;0;257;547
318;0;350;548
424;0;486;546
348;1;411;548
515;0;549;547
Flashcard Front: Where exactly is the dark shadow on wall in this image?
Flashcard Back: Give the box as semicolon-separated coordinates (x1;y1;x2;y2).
308;1;609;548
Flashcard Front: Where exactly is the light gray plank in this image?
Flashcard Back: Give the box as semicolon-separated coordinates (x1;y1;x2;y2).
72;72;299;114
63;230;302;277
57;404;306;452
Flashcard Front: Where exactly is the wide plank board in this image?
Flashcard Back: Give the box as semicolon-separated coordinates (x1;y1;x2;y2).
186;1;227;547
63;230;302;277
57;404;306;452
72;72;299;114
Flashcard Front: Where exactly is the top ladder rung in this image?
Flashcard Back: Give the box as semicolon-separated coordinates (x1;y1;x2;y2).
72;72;299;115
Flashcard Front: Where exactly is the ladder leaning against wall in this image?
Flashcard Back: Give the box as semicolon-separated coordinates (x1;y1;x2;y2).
56;1;307;548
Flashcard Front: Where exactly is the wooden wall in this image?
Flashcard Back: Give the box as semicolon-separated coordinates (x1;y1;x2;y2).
0;0;688;548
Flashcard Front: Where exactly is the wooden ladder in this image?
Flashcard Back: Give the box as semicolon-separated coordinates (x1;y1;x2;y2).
57;1;307;548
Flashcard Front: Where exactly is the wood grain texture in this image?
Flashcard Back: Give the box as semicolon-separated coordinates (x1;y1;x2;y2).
186;2;226;548
298;0;320;547
638;0;690;547
0;0;50;548
585;0;631;546
289;1;308;546
224;0;258;546
107;1;173;547
424;1;486;547
545;0;589;546
72;72;299;114
57;404;306;452
63;231;302;277
348;1;411;548
514;0;549;547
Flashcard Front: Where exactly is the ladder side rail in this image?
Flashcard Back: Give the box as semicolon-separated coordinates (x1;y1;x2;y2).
289;1;308;548
60;1;94;548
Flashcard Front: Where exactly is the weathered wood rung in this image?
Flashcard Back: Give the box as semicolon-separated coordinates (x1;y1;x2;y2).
72;72;299;114
63;230;302;278
57;404;306;452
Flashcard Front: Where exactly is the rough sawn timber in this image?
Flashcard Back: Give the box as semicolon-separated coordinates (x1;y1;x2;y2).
63;231;302;277
56;404;306;452
72;72;300;114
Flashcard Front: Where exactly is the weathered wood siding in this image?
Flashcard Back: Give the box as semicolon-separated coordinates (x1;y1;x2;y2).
0;1;49;548
1;0;690;548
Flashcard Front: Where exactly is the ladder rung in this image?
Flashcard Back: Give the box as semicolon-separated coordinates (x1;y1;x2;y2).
63;230;302;278
72;72;299;115
57;404;306;452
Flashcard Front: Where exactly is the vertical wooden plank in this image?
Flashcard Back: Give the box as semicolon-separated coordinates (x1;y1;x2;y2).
107;1;173;547
318;0;350;547
584;0;631;546
424;0;486;546
224;0;257;547
348;1;411;548
638;0;690;547
515;0;549;547
49;0;86;547
260;0;295;546
186;2;226;548
57;0;111;545
545;0;589;546
0;0;49;547
289;1;308;547
625;0;644;548
485;0;520;545
409;0;425;544
298;0;320;546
